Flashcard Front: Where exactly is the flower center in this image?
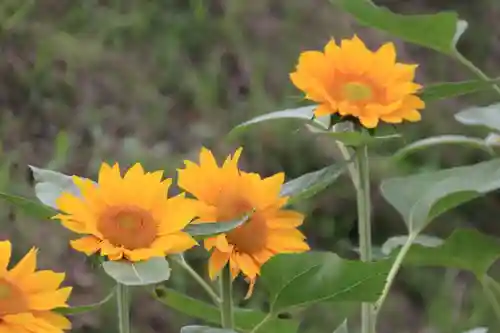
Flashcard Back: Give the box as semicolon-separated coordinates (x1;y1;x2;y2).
217;200;267;254
0;279;28;316
342;82;373;102
97;206;157;250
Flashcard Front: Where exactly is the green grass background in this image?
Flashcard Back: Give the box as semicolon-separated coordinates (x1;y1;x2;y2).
1;0;500;332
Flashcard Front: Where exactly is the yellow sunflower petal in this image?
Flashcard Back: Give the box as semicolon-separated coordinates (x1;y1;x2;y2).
70;236;101;255
242;172;285;210
393;63;418;82
97;163;123;203
124;163;145;182
56;193;95;226
229;253;241;280
126;248;163;261
154;232;197;254
314;104;335;117
3;313;57;332
34;311;71;330
28;287;72;310
0;240;11;272
244;277;257;300
359;116;379;128
222;147;243;170
72;176;103;210
403;109;422;122
55;215;88;234
200;147;219;170
204;236;216;251
369;42;396;83
266;210;304;229
107;251;124;261
18;271;65;294
324;38;340;60
380;115;403;123
234;253;260;278
157;194;198;235
214;235;232;253
99;240;123;257
208;249;231;280
267;236;310;253
9;247;37;280
338;35;371;75
0;324;11;333
295;51;328;77
251;249;275;265
338;101;360;117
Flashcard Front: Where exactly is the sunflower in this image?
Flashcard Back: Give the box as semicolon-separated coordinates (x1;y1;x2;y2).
0;240;71;332
54;163;198;262
177;147;310;296
290;35;425;128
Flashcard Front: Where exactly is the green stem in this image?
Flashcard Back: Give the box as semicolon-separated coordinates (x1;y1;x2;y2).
219;266;234;329
117;283;131;333
249;313;272;333
172;254;221;305
335;141;358;188
482;276;500;324
354;144;375;333
374;233;416;316
453;50;500;97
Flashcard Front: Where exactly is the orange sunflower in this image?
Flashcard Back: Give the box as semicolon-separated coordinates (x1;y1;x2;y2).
177;147;310;296
0;240;71;332
290;35;425;128
54;163;198;262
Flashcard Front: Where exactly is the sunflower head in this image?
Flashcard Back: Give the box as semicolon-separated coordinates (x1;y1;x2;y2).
55;163;199;262
0;240;71;332
290;35;425;128
177;147;310;297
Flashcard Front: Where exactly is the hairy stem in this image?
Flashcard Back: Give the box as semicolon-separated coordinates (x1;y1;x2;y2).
453;50;500;97
219;266;234;329
374;233;416;316
172;254;221;305
117;283;131;333
354;144;375;333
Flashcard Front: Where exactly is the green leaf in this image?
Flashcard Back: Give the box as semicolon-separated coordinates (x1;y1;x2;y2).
153;287;299;333
393;135;494;161
0;192;56;219
29;166;84;209
332;320;349;333
335;0;466;54
381;234;443;256
184;213;251;238
380;158;500;233
281;164;346;205
386;229;500;278
54;288;115;315
455;103;500;133
102;257;171;286
420;79;500;102
229;106;320;137
261;252;391;313
180;327;236;333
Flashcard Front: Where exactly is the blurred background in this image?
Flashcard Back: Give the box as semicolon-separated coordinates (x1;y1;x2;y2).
1;0;500;332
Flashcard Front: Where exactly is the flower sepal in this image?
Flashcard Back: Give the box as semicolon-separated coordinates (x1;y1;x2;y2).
183;210;254;240
306;117;401;147
102;256;172;286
